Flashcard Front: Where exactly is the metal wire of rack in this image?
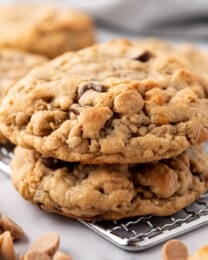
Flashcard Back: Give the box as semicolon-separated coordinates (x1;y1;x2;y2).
1;146;208;251
81;195;208;251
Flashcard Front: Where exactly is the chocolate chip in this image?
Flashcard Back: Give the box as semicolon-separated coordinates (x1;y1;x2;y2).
100;113;120;138
104;117;113;130
78;83;105;98
100;117;112;138
70;107;80;115
133;51;152;62
41;157;57;169
114;112;120;119
41;157;75;171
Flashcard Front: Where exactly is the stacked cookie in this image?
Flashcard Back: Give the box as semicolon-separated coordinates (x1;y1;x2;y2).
1;40;208;221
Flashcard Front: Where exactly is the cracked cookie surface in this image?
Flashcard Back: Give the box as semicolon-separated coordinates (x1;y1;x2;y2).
0;5;95;58
1;40;208;163
0;49;47;143
11;145;208;221
135;39;208;79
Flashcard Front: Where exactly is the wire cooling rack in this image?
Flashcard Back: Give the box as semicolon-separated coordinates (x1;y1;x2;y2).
1;146;208;251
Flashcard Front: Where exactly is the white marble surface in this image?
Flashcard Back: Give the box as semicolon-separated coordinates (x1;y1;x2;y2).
1;29;208;260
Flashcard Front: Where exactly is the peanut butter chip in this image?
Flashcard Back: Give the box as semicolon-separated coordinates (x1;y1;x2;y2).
54;251;72;260
188;245;208;260
23;250;50;260
79;106;113;138
30;232;60;256
0;231;16;260
114;90;144;114
145;88;168;105
0;215;24;240
162;240;189;260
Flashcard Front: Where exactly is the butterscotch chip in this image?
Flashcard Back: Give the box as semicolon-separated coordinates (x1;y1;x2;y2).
11;145;208;221
114;90;144;114
0;5;95;58
22;250;50;260
189;245;208;260
54;251;72;260
0;231;16;260
0;215;24;240
30;232;60;256
1;40;208;163
162;240;189;260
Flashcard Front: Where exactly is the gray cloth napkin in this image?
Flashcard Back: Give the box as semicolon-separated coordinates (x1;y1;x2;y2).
51;0;208;39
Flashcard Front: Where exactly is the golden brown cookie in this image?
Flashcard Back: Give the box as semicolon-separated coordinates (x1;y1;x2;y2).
11;145;208;221
136;38;208;78
1;40;208;163
0;5;95;58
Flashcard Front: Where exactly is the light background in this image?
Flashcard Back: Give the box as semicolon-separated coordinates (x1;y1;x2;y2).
0;1;208;259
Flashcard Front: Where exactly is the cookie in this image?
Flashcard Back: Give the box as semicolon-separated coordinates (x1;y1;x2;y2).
136;39;208;78
11;145;208;221
0;49;47;144
1;40;208;163
0;5;95;58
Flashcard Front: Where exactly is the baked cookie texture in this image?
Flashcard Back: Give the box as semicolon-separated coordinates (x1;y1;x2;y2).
136;38;208;78
1;40;208;163
11;146;208;221
0;49;47;143
0;5;95;58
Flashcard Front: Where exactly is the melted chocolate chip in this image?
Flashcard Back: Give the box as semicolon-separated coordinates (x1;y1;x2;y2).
78;83;105;98
100;117;114;138
133;51;152;62
100;113;120;138
114;112;120;119
70;107;80;115
104;117;113;130
41;157;75;171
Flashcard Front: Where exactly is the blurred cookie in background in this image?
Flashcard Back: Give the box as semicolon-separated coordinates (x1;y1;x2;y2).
0;48;47;143
0;5;96;58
